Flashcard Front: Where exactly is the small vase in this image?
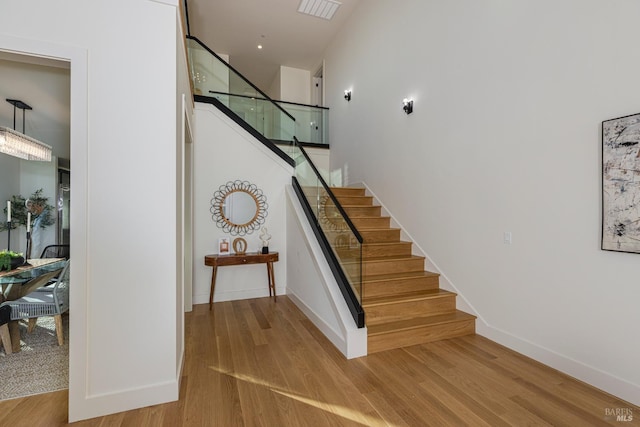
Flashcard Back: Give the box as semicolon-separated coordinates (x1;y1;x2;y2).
261;246;269;254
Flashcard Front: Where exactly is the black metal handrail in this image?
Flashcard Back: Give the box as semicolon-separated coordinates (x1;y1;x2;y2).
275;99;330;111
187;35;295;122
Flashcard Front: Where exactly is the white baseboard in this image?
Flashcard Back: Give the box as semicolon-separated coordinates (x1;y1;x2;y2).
193;286;285;305
69;379;179;422
287;292;347;354
478;323;640;406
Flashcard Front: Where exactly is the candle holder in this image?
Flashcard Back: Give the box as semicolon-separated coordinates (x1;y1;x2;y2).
22;230;32;266
6;221;11;252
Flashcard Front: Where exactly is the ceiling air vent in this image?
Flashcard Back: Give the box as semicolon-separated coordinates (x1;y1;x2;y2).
297;0;342;20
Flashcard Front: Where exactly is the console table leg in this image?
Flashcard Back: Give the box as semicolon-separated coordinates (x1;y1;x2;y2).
209;265;218;310
267;261;277;302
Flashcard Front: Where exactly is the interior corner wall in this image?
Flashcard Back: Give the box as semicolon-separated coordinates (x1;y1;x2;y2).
278;66;311;105
1;0;183;421
324;0;640;405
268;67;282;100
192;103;291;305
176;11;193;380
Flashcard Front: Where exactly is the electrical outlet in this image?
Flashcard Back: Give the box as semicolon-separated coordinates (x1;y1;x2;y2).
503;232;512;244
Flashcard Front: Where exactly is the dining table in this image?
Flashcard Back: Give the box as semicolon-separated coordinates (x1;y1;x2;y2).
0;258;66;352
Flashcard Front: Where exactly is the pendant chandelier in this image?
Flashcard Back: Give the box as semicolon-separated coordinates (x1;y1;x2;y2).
0;99;52;162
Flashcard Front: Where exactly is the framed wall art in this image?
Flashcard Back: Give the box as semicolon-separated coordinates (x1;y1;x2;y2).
602;112;640;253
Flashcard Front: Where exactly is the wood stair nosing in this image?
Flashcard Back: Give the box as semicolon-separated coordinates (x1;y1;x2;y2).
363;290;458;326
333;195;374;206
359;228;402;243
329;187;366;197
362;271;441;300
350;216;391;229
363;289;456;307
339;205;382;216
361;255;425;276
361;241;413;257
367;311;477;354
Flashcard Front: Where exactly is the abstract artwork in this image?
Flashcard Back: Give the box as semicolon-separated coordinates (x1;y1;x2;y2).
602;112;640;253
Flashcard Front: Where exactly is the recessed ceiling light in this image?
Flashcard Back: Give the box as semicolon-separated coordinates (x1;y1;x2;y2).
297;0;341;20
257;45;263;49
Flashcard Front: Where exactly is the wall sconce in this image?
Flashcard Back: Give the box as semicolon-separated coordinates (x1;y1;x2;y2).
344;90;352;101
402;98;413;115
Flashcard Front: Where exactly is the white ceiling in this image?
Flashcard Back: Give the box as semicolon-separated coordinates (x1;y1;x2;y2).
187;0;361;91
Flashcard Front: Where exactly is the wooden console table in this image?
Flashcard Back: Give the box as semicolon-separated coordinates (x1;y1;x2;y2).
204;252;279;309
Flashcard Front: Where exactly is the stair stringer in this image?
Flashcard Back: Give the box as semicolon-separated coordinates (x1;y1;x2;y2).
285;185;367;359
354;181;482;322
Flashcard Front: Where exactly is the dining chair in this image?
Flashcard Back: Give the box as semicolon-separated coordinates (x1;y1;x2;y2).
0;305;12;354
0;260;70;346
40;244;70;260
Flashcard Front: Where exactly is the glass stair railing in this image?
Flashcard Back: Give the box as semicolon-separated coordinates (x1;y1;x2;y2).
291;138;365;327
274;101;329;146
186;36;296;165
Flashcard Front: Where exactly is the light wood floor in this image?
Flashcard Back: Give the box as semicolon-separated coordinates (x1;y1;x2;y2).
0;296;637;426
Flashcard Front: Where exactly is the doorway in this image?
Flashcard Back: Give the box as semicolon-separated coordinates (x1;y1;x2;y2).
0;34;88;421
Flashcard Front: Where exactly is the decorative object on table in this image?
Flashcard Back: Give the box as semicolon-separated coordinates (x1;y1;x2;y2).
218;237;230;255
0;250;24;271
5;200;11;251
232;237;247;255
1;189;55;258
602;112;640;253
259;227;271;254
210;180;268;236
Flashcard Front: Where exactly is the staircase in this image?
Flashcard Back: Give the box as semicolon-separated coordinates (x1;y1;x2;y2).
331;187;476;353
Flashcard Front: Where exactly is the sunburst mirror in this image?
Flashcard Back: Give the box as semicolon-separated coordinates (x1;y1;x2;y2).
210;180;268;236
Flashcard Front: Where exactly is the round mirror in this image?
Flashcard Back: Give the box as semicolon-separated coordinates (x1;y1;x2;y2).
224;191;258;226
211;180;268;236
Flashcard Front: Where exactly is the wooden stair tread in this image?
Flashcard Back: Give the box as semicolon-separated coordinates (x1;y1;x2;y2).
363;270;440;283
348;214;390;219
363;289;456;307
362;254;425;263
362;241;411;247
367;311;476;335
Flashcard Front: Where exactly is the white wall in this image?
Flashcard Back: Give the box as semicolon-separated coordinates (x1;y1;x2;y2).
1;0;187;421
192;103;291;304
279;66;311;105
268;67;282;100
324;0;640;405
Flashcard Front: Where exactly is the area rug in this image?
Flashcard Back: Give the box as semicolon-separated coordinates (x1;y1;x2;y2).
0;314;69;400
